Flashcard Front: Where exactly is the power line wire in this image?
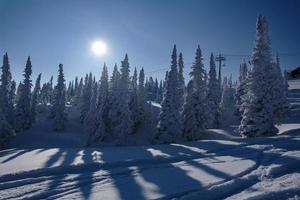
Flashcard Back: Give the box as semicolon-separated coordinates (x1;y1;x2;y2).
144;53;300;75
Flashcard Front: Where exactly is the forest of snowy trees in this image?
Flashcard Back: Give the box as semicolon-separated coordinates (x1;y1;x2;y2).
0;15;290;148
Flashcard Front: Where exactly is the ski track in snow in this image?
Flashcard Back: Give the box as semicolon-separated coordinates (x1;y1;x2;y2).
0;80;300;200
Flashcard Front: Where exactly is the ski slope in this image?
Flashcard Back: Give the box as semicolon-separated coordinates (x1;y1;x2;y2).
0;80;300;200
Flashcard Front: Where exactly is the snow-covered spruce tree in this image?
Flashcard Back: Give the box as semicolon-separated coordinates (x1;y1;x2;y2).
48;76;54;104
74;77;83;106
178;52;185;112
220;75;236;127
156;45;182;143
66;81;72;102
15;82;22;104
108;64;121;138
113;54;133;144
40;83;48;105
183;45;207;141
235;61;248;119
80;73;93;122
271;54;289;124
157;80;163;103
0;53;15;129
15;57;33;132
53;64;67;131
154;78;159;102
94;64;109;143
31;73;41;123
74;76;78;95
137;68;146;123
238;15;278;137
207;53;221;128
129;67;140;131
85;82;98;144
9;80;16;109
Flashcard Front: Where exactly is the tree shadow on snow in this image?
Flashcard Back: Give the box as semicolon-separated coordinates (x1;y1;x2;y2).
20;133;300;200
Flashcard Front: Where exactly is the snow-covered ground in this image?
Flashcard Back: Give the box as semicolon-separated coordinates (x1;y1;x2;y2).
0;80;300;200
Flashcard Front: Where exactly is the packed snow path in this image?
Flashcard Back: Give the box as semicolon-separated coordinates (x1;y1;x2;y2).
0;80;300;200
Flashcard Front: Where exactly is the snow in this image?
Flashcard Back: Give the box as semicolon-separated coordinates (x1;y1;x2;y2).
0;79;300;200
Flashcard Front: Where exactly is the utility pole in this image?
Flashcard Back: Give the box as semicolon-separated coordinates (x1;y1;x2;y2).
215;54;226;85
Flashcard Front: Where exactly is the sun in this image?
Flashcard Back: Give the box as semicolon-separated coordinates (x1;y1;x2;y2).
91;40;108;56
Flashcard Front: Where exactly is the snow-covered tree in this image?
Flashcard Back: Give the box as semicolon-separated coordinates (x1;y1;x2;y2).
0;53;15;128
129;67;140;131
157;80;163;103
137;68;146;123
48;76;54;104
31;73;41;123
9;80;16;109
15;82;22;104
93;64;110;143
156;45;182;143
80;73;93;122
85;82;98;144
183;45;207;140
15;57;33;132
238;15;278;137
53;64;67;131
220;75;236;127
74;76;79;94
235;61;248;119
207;53;221;128
108;64;121;138
74;77;83;106
271;54;290;124
112;54;133;144
178;52;185;112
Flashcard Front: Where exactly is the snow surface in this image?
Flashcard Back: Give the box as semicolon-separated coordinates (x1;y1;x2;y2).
0;80;300;200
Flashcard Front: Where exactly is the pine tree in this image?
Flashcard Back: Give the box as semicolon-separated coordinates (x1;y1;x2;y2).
156;45;182;143
130;67;140;131
31;73;41;123
53;64;67;131
85;82;98;144
207;53;221;128
137;68;146;123
183;46;207;140
15;57;33;132
48;76;53;104
108;64;121;139
74;77;83;106
94;64;109;143
0;53;15;128
178;52;185;112
220;75;236;127
74;76;79;94
16;82;22;104
271;54;290;124
235;61;248;119
113;54;133;144
9;80;16;109
80;73;93;122
239;15;278;137
66;81;72;102
157;80;163;103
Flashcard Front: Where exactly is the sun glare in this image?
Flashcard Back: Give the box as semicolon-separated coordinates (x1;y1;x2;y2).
91;40;108;56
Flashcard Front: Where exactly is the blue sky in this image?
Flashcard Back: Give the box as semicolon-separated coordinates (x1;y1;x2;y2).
0;0;299;83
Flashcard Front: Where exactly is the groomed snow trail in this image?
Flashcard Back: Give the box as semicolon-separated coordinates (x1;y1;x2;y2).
0;80;300;200
1;135;300;200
